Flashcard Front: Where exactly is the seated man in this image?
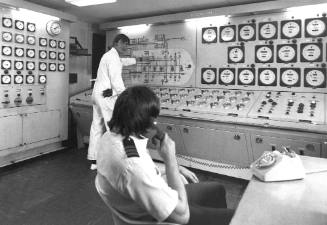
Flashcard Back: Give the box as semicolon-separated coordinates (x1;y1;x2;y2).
95;85;234;225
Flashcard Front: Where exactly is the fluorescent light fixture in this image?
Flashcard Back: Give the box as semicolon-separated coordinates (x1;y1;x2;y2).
286;3;327;17
65;0;117;7
185;15;229;26
118;24;151;33
13;8;59;21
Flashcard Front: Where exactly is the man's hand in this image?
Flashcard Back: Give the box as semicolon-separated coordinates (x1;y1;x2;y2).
179;166;199;183
158;134;176;162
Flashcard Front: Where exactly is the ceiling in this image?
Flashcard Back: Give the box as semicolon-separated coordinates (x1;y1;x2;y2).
24;0;274;23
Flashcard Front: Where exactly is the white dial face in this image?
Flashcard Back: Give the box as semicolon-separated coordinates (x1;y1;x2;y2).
1;75;11;84
306;19;326;36
281;69;299;86
49;39;57;48
1;60;11;69
2;46;12;56
15;20;24;30
58;64;65;71
239;69;254;85
2;17;12;28
49;63;56;71
2;32;12;42
26;75;35;84
14;61;23;70
27;36;36;45
202;69;216;83
58;41;66;49
229;47;244;63
27;49;35;58
239;25;255;40
58;52;65;60
39;62;47;71
26;62;35;70
282;21;300;38
278;45;296;62
14;75;23;84
302;44;321;61
203;28;217;42
15;34;24;43
305;70;325;87
220;26;235;42
260;23;277;39
220;69;235;84
27;23;36;32
15;48;24;57
39;75;47;84
49;51;56;59
259;69;276;85
39;38;47;46
47;21;62;36
39;50;47;59
256;46;273;62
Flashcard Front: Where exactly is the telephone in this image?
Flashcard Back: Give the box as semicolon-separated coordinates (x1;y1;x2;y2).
150;124;165;146
250;147;305;182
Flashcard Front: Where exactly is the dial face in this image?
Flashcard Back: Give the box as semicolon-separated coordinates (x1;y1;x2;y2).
58;41;66;49
27;36;36;45
259;69;276;85
58;63;65;71
14;75;23;84
39;50;47;59
239;69;255;85
281;69;299;86
39;38;47;47
39;75;47;84
256;46;273;62
2;32;12;42
302;44;321;61
49;51;56;59
26;61;35;70
14;61;24;70
26;49;35;58
228;47;244;63
202;28;217;43
39;62;47;71
1;75;11;84
259;23;277;39
15;20;24;30
305;69;325;87
46;20;62;36
58;52;65;61
278;45;296;62
15;34;24;43
2;46;12;56
202;68;216;83
306;19;326;37
220;69;235;84
2;17;12;28
239;25;255;41
49;63;56;71
1;60;11;69
220;26;235;42
49;39;57;48
26;75;35;84
15;48;24;57
282;21;301;38
27;22;36;32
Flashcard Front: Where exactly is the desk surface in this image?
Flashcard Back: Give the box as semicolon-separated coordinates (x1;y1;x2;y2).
230;156;327;225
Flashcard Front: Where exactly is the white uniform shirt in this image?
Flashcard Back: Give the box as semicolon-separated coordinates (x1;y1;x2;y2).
96;132;178;222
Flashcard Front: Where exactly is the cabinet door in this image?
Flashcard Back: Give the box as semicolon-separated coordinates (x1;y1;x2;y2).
0;115;22;150
23;110;60;144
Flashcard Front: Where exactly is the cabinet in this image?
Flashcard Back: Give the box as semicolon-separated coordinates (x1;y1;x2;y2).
0;115;22;150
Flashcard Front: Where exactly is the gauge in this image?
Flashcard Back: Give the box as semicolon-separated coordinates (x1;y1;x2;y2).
27;36;36;45
14;34;24;44
15;48;24;57
259;22;277;40
39;38;47;47
49;63;56;71
304;68;326;88
15;20;24;30
305;18;326;37
27;22;36;32
277;44;297;63
238;68;255;85
39;62;47;71
26;61;35;70
280;68;300;86
58;63;65;72
14;75;23;84
25;49;35;58
219;68;235;85
2;32;12;42
58;41;66;49
255;45;273;63
1;60;11;69
39;74;47;84
281;20;301;39
301;43;322;62
201;68;217;84
39;50;47;59
238;24;256;41
46;20;62;36
2;46;12;56
49;51;56;60
258;68;277;86
58;52;65;61
202;27;217;43
49;39;57;48
219;25;236;42
26;75;35;84
228;46;244;63
2;17;12;28
1;75;11;84
14;61;24;70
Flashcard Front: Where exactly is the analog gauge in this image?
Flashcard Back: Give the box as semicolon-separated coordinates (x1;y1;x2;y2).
228;46;244;63
238;69;255;85
26;49;35;58
27;22;36;32
281;20;301;39
1;75;11;84
39;50;47;59
220;25;236;42
239;24;255;41
39;74;47;84
27;36;36;45
202;27;217;43
219;68;235;85
1;60;11;69
49;63;56;71
2;32;12;42
2;17;12;28
305;18;326;37
49;39;57;48
201;68;216;84
281;68;300;86
259;22;277;40
15;48;24;57
2;46;12;56
26;75;35;84
301;43;322;62
58;63;65;72
58;41;66;49
39;38;47;47
15;20;24;30
256;45;273;63
15;34;24;43
46;20;62;36
14;61;24;70
277;45;296;63
259;69;276;86
14;75;23;84
26;61;35;70
305;69;325;87
49;51;56;60
39;62;47;71
58;52;65;61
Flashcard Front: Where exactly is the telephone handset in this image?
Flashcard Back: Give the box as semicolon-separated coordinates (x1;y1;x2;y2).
151;124;166;146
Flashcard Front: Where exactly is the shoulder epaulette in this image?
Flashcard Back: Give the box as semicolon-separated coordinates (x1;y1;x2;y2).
123;137;139;158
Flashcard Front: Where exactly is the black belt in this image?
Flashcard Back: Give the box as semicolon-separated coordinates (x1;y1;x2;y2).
102;89;113;98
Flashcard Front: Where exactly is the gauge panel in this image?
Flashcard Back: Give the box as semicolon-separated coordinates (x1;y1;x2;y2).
58;41;66;49
258;68;277;86
58;63;65;72
219;68;236;85
49;51;56;60
58;52;65;61
1;75;11;84
15;20;24;30
39;50;47;59
27;22;36;32
1;60;11;69
277;44;297;63
39;62;47;71
15;33;24;44
2;31;12;42
2;17;13;28
14;60;24;70
300;43;322;62
305;18;327;37
2;46;12;56
255;45;274;63
39;38;47;47
26;74;35;84
259;21;278;40
26;35;36;45
304;68;326;88
202;27;217;43
26;49;35;58
38;74;47;84
238;23;256;41
281;19;301;39
49;39;57;48
228;46;245;64
14;75;24;84
238;68;255;85
14;47;24;57
280;68;301;87
201;68;217;84
219;25;236;43
49;63;56;71
26;61;35;71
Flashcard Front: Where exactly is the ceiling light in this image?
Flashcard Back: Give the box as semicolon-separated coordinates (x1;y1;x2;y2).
118;24;151;33
65;0;117;7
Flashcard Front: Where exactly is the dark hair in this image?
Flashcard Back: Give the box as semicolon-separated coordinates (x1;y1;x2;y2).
112;34;130;45
108;86;160;137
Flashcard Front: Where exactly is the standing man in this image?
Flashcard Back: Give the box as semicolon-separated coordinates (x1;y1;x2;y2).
88;34;136;170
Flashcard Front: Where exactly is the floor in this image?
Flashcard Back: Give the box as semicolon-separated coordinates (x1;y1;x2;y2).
0;147;248;225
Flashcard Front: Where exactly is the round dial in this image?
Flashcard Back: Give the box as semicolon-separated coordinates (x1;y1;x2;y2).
220;26;235;42
281;69;299;86
2;32;12;42
15;48;24;57
26;61;35;70
14;61;23;70
27;36;36;45
306;19;326;37
239;25;255;41
15;34;24;43
239;69;254;85
1;60;11;69
1;75;11;84
58;64;65;71
260;23;277;39
282;21;300;38
58;41;66;49
259;69;276;85
2;46;12;56
256;46;273;62
58;52;65;61
203;28;217;42
220;69;235;84
39;75;47;84
302;44;321;61
46;20;62;36
229;47;244;63
49;39;57;48
39;38;47;46
39;50;47;59
26;75;35;84
2;17;12;28
14;75;23;84
39;62;47;71
305;69;325;87
27;23;36;32
49;63;56;71
49;51;56;59
278;45;296;62
26;49;35;58
202;68;216;83
15;20;24;30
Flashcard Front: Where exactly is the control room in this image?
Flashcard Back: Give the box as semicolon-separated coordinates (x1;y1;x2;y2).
0;0;327;225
